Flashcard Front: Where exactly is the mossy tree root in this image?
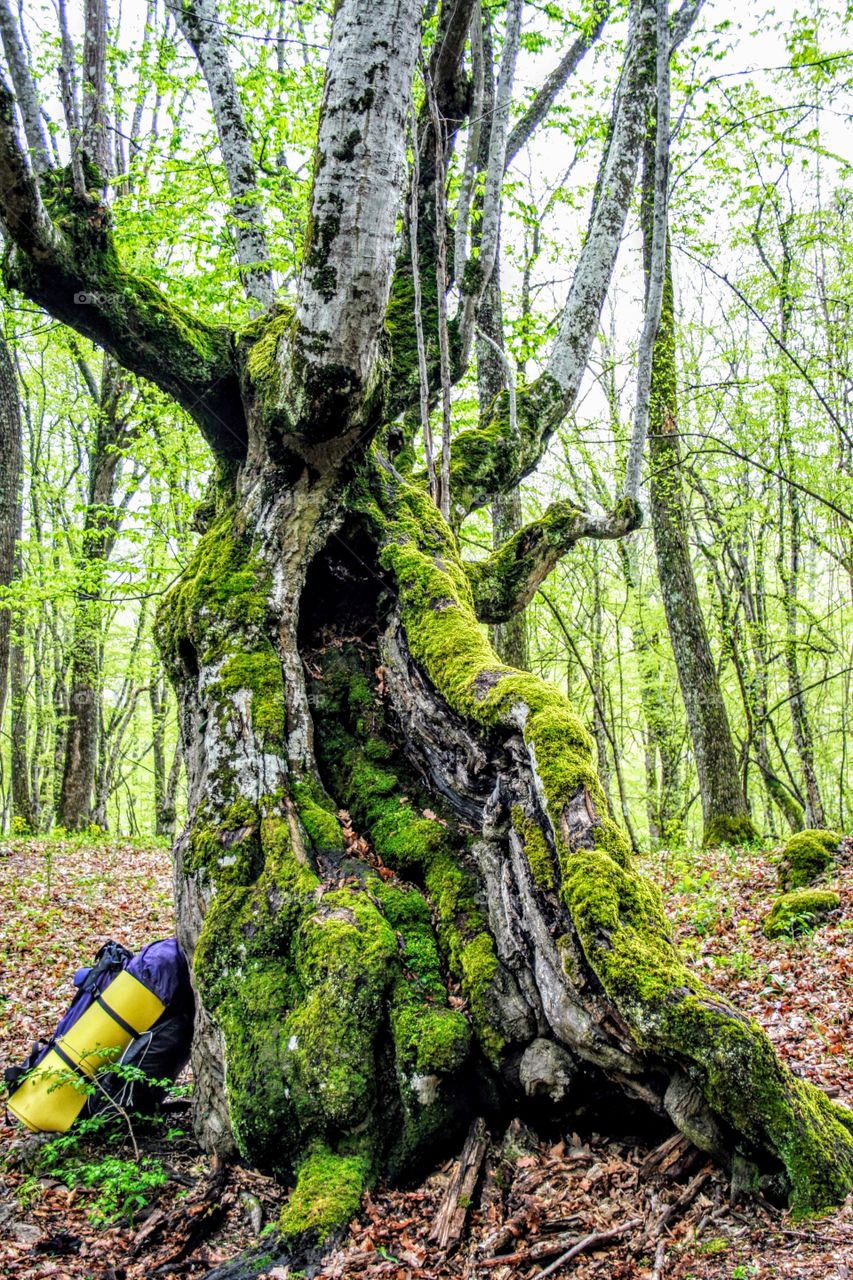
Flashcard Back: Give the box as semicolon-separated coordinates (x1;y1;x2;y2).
157;454;853;1234
354;459;853;1216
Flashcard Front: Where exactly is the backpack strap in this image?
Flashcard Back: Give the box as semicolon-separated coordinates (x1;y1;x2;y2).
3;1039;49;1091
81;941;133;994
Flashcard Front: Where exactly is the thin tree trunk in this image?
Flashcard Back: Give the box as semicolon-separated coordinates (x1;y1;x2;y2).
644;227;755;843
474;12;527;668
58;362;127;829
779;481;825;827
0;327;32;833
0;328;18;729
771;221;826;829
82;0;109;175
10;619;33;831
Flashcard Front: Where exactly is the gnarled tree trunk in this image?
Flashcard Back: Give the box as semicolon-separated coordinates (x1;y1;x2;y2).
1;0;851;1254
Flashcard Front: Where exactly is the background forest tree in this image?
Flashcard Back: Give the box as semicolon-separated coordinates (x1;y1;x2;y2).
0;0;852;1252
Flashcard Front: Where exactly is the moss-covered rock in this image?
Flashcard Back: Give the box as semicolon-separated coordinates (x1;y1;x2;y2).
777;829;841;891
763;889;841;939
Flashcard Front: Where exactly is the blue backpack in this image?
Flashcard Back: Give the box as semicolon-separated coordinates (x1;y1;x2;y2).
4;938;194;1122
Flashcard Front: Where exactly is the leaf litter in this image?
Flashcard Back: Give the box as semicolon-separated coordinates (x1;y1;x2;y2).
1;835;852;1279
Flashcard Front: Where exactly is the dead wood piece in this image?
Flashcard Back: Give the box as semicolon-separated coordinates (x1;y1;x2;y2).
528;1217;644;1280
652;1238;667;1280
430;1116;489;1251
476;1203;585;1260
477;1200;540;1257
638;1133;690;1181
131;1157;229;1269
474;1228;586;1270
645;1167;712;1242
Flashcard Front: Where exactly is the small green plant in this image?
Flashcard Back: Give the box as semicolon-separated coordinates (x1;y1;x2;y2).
18;1062;190;1226
78;1154;168;1225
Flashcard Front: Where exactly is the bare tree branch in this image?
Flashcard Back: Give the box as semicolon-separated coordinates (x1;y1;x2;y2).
671;0;705;50
0;79;244;457
166;0;274;310
450;0;658;516
82;0;110;176
0;0;50;175
452;1;483;286
504;3;610;170
457;0;523;365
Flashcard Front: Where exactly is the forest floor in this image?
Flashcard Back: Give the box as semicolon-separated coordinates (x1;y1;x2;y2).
1;834;852;1280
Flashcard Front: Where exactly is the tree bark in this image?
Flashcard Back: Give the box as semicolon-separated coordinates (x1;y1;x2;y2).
165;0;274;310
2;0;851;1250
0;327;34;832
0;327;18;730
151;663;181;838
57;361;128;830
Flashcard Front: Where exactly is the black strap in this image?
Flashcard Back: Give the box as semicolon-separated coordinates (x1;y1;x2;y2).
52;1043;92;1083
95;995;140;1040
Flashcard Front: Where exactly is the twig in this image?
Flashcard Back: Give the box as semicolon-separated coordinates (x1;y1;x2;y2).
529;1217;643;1280
646;1167;712;1241
474;1222;586;1269
781;1227;852;1246
652;1238;667;1280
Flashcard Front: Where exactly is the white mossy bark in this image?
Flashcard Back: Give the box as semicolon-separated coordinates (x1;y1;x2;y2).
623;0;670;503
546;0;657;400
456;0;523;362
452;3;484;287
167;0;274;310
295;0;422;398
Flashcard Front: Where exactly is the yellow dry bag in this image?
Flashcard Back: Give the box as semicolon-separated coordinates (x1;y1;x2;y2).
7;969;165;1133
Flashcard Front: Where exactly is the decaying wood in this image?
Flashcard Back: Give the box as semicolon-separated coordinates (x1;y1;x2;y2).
475;1219;589;1269
638;1132;689;1181
430;1117;489;1250
131;1156;229;1269
476;1201;546;1258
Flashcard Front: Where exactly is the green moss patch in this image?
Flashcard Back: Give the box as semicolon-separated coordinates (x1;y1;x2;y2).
763;889;840;940
279;1143;369;1242
349;458;853;1215
703;813;759;849
777;829;840;891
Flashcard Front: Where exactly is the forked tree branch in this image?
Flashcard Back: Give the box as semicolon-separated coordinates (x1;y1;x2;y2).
0;80;245;458
465;497;641;623
450;0;659;517
504;3;610;170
